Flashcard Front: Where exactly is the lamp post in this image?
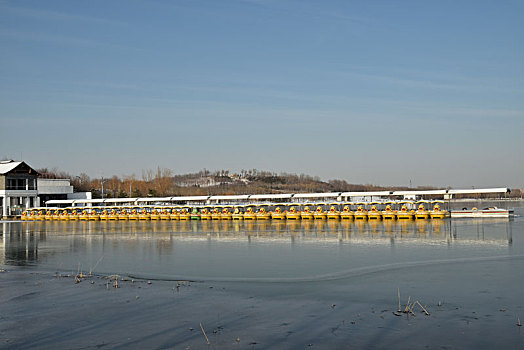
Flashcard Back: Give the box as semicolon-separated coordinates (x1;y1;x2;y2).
101;176;105;199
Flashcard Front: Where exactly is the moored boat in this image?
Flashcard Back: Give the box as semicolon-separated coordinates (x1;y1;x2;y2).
160;207;171;220
179;206;191;220
313;204;327;220
200;206;212;220
191;207;201;220
382;202;397;220
60;208;70;220
367;203;382;220
397;202;414;220
256;204;271;220
69;208;80;221
354;203;368;220
232;206;244;220
430;201;447;219
211;207;222;220
415;201;430;220
340;203;354;220
326;203;341;220
169;207;181;220
88;208;100;221
271;205;286;220
79;209;90;221
119;207;130;220
44;209;53;220
450;207;513;218
286;204;301;220
138;208;151;220
243;205;257;220
99;208;109;221
151;207;162;220
221;207;233;220
301;204;314;220
128;208;139;220
108;208;119;220
34;209;45;221
52;209;61;221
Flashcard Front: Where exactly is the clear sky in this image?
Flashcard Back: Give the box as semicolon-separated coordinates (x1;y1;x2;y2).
1;0;523;188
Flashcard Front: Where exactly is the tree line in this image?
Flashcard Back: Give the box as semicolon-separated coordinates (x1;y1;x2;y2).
36;167;522;199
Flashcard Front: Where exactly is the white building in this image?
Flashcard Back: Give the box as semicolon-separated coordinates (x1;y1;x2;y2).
1;160;92;218
0;160;39;217
37;178;91;206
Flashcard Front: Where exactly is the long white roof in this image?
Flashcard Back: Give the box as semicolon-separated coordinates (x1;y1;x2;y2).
340;191;393;196
293;192;341;198
104;198;139;203
170;196;209;201
447;188;509;194
43;187;511;206
210;195;250;200
249;193;293;199
392;190;448;196
136;197;174;203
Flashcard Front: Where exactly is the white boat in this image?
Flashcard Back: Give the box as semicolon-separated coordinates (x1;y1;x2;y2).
450;207;514;218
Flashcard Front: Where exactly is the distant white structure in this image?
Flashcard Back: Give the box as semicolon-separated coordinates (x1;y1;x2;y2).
44;188;511;208
37;178;91;206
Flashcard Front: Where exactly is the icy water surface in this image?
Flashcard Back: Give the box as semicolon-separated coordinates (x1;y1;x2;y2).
1;210;524;349
0;216;521;281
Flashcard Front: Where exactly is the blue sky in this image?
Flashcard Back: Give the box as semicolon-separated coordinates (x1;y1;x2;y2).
1;0;523;188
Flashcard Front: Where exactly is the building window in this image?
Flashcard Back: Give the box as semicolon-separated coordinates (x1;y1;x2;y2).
6;178;28;190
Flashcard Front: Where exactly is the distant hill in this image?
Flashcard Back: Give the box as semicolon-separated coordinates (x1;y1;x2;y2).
37;167;520;199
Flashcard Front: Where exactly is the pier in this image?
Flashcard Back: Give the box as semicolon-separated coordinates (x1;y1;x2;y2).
14;187;514;222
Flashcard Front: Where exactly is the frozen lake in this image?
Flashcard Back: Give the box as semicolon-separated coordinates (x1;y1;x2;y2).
1;209;524;349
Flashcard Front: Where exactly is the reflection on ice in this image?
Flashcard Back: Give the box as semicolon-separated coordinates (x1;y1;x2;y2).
0;219;514;268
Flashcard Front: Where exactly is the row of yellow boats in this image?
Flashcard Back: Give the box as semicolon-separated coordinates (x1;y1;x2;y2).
22;202;449;221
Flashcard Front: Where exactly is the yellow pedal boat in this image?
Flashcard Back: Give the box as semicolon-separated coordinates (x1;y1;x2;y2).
326;204;341;220
415;202;430;220
286;205;301;220
271;205;286;220
301;205;314;220
256;205;271;220
367;205;382;220
243;206;257;220
232;206;244;220
354;205;368;220
313;205;327;220
397;204;414;220
382;204;396;220
340;204;354;220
